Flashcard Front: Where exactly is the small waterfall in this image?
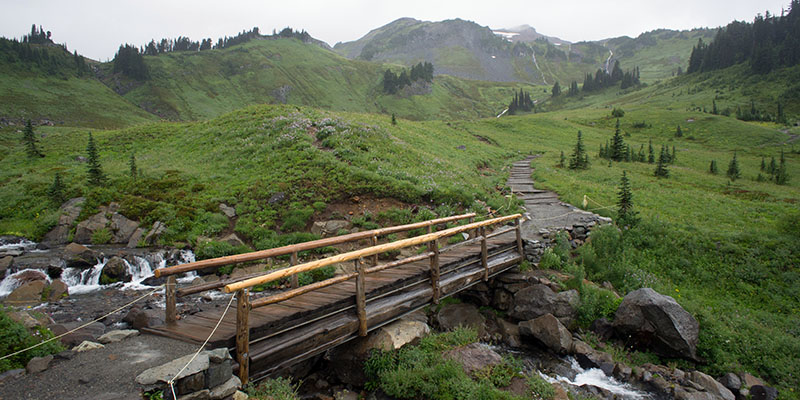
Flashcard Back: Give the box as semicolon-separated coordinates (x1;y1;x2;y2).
542;357;649;399
0;268;52;297
61;258;107;295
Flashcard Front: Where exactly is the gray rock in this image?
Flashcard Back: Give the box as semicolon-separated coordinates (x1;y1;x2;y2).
739;372;764;388
519;313;572;354
178;389;211;400
0;368;25;383
126;228;144;248
496;318;521;347
750;385;778;400
570;339;613;369
4;280;46;305
210;376;241;400
123;307;164;329
63;242;98;268
144;221;166;245
110;213;140;244
47;279;69;302
220;233;245;247
101;256;132;283
491;288;513;311
74;212;110;244
178;371;205;394
443;342;502;375
613;288;699;360
25;355;53;374
334;389;360;400
589;317;614;341
98;329;139;344
208;348;231;363
135;353;210;385
675;388;717;400
718;373;741;394
219;204;236;218
311;220;352;237
510;284;579;325
268;192;285;204
73;341;104;352
42;197;85;244
49;321;105;346
435;302;486;339
613;363;632;381
206;359;232;388
690;371;735;400
0;255;13;273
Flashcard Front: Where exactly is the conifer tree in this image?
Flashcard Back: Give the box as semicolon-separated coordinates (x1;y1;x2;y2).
709;160;718;174
675;125;683;137
616;171;638;228
86;132;105;186
671;145;677;163
551;81;561;97
637;144;645;163
655;146;670;178
712;99;718;115
726;152;741;181
23;120;43;158
391;113;397;125
559;151;565;168
625;145;632;162
47;172;65;205
768;156;777;175
648;139;655;164
611;119;625;161
775;150;789;185
598;143;605;159
569;131;588;169
760;157;766;171
129;152;138;178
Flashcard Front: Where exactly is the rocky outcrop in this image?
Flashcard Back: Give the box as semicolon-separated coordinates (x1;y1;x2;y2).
509;284;578;326
144;221;166;245
613;288;699;360
689;371;735;400
42;197;85;245
74;204;140;245
519;313;573;354
63;242;98;268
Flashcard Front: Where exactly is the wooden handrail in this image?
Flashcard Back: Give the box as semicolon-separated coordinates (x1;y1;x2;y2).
223;214;522;293
154;213;475;278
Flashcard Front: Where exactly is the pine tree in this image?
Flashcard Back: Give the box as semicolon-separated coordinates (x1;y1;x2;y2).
675;125;683;138
551;81;561;97
47;172;65;205
709;160;718;174
655;146;670;178
611;119;625;161
768;157;777;175
129;152;138;179
648;139;655;163
760;157;766;171
625;145;632;162
712;99;718;115
86;132;105;186
559;151;566;168
23;120;43;158
775;150;789;185
616;171;638;228
726;152;741;181
671;145;677;163
391;113;397;125
569;131;588;169
637;144;645;163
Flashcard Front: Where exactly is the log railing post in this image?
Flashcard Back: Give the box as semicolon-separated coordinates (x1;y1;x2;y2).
290;252;299;289
480;227;489;281
468;216;475;239
236;289;250;384
165;275;177;325
355;258;367;336
371;235;379;265
515;218;524;258
429;238;440;304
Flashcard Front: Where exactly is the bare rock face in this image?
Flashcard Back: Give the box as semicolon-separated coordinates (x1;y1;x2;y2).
47;279;69;302
689;370;735;400
509;284;579;326
74;212;110;244
613;288;699;360
144;221;166;245
42;197;85;245
518;313;573;354
110;213;140;244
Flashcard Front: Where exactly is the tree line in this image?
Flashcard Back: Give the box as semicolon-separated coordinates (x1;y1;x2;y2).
139;27;312;56
382;62;434;94
0;25;89;78
687;1;800;75
553;60;641;100
507;89;535;115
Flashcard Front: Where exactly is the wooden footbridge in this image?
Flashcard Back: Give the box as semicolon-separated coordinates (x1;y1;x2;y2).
147;212;526;383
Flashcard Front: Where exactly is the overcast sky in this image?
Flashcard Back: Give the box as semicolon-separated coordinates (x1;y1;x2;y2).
0;0;790;61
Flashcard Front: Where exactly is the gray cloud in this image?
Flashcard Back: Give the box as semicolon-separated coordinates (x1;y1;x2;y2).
0;0;789;61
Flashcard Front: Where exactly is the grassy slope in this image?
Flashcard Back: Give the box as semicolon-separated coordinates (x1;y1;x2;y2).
0;64;157;129
119;38;537;122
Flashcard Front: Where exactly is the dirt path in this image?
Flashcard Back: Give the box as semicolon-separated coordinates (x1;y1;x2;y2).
507;156;610;241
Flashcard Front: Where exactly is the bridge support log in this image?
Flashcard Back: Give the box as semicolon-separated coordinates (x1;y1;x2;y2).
236;289;251;385
515;218;524;257
481;227;488;281
290;252;299;289
429;238;440;304
165;275;177;325
355;259;367;336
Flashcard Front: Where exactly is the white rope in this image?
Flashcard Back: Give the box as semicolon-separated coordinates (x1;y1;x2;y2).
167;292;236;397
0;285;164;361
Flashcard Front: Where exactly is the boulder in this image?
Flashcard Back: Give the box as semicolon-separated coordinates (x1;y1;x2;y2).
47;279;69;302
42;197;85;245
8;311;44;328
589;318;614;341
613;288;699;360
74;212;109;244
311;220;352;237
496;318;521;347
0;255;13;274
101;256;131;283
4;280;47;305
569;340;613;370
268;192;285;205
443;343;502;375
25;355;53;374
12;269;47;284
220;233;245;247
63;243;98;268
49;321;105;347
136;353;210;386
718;373;741;394
210;376;241;400
675;388;718;400
98;329;140;344
739;373;764;388
491;288;514;311
144;221;166;245
73;341;105;352
123;307;164;329
750;385;778;400
519;314;573;354
509;284;579;325
109;213;140;244
435;302;487;339
219;203;236;218
126;228;144;248
689;371;735;400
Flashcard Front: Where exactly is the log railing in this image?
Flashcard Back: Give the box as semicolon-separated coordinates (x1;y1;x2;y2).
224;213;522;383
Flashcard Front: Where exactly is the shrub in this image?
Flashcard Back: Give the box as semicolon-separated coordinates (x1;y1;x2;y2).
575;285;623;329
297;265;335;286
538;248;564;271
246;377;299;400
526;373;555;400
91;228;112;245
0;309;64;372
195;240;250;260
280;203;314;232
611;108;625;118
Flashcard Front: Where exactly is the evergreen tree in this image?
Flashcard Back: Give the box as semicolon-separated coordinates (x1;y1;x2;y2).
712;99;718;115
637;144;645;163
648;139;655;163
23;120;43;158
559;151;566;168
775;150;789;185
569;131;588;169
86;132;105;186
129;152;138;178
625;145;632;162
598;143;606;159
760;157;766;171
655;146;670;178
610;119;625;161
768;157;777;175
47;172;65;205
391;113;397;125
675;125;683;137
726;152;741;181
709;160;718;174
616;171;639;227
671;145;677;163
551;81;561;97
